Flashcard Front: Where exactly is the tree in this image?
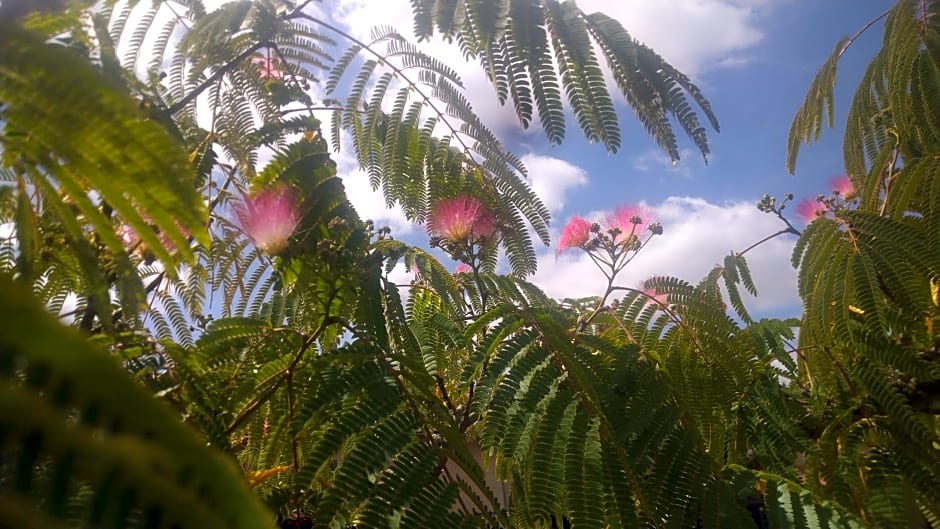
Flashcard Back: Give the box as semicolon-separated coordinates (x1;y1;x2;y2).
1;1;938;529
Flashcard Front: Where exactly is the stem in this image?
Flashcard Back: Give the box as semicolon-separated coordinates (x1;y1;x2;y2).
578;231;656;331
286;0;318;17
839;7;893;58
736;227;799;258
470;255;488;314
167;42;267;115
706;224;801;294
578;273;616;331
436;375;458;415
225;320;325;434
459;381;475;431
879;133;901;216
772;206;803;237
287;371;299;472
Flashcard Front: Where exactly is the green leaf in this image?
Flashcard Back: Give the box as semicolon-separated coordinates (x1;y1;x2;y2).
0;276;274;529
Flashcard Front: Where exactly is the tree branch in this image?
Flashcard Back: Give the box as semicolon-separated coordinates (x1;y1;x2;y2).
167;42;267;115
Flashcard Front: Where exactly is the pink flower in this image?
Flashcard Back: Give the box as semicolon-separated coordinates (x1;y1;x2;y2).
454;263;472;274
252;55;283;79
556;216;592;256
642;288;669;307
606;205;655;244
640;279;668;307
117;223;140;249
795;198;826;223
115;217;189;259
234;185;301;255
427;195;497;242
157;222;191;254
830;175;855;199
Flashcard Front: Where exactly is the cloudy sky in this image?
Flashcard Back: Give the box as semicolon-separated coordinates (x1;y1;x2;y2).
204;0;892;319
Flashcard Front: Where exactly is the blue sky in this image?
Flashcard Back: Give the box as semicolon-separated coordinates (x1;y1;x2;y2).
189;0;896;320
307;0;895;319
0;1;895;325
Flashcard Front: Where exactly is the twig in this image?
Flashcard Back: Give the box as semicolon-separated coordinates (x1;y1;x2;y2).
735;227;800;258
167;42;267;115
839;7;893;58
225;320;326;434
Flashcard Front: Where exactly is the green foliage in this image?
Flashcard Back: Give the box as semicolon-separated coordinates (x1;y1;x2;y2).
410;0;719;162
0;21;207;330
0;276;274;529
786;2;940;526
3;1;940;529
326;25;549;276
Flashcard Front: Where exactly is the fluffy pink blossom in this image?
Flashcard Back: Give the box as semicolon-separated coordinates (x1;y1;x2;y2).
640;278;669;307
453;263;472;274
234;185;301;255
795;198;826;223
830;175;855;199
642;287;669;307
556;216;592;256
606;205;655;244
157;222;191;254
427;195;497;242
116;217;189;258
252;55;283;79
117;223;140;249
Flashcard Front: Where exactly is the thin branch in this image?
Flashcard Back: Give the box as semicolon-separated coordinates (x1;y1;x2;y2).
167;42;267;115
287;369;299;472
735;227;800;258
436;374;458;415
290;12;527;196
225;320;326;434
839;7;893;58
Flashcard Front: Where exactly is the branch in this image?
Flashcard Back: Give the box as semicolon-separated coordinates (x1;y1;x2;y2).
838;7;893;59
225;322;325;434
290;12;526;189
167;41;267;115
735;227;800;258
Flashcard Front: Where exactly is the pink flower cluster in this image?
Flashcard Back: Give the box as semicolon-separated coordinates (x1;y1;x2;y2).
795;199;826;222
115;215;191;260
427;195;497;243
252;55;283;80
606;205;655;245
795;175;856;224
555;203;657;255
556;216;592;256
831;175;855;198
234;184;301;255
641;279;669;307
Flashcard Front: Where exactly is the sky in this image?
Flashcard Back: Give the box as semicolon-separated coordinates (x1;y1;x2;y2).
200;0;894;321
309;0;894;321
0;0;895;328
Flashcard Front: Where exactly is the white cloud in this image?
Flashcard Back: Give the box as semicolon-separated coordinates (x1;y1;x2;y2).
521;154;588;213
387;261;414;282
577;0;768;78
533;196;800;314
329;0;527;140
326;0;771;154
331;131;416;236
